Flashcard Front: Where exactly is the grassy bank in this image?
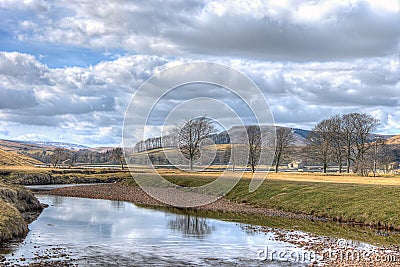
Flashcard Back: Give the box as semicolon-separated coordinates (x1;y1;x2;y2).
0;166;132;184
0;199;27;243
226;179;400;229
0;183;43;243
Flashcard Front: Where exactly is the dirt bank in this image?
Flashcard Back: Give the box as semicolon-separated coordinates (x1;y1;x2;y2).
11;172;122;185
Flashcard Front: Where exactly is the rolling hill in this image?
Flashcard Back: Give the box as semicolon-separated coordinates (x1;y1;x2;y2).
0;139;88;152
0;148;43;166
386;135;400;145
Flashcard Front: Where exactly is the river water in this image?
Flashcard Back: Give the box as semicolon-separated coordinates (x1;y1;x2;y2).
3;195;311;266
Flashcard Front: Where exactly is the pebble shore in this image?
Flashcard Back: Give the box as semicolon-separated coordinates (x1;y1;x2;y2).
48;184;324;220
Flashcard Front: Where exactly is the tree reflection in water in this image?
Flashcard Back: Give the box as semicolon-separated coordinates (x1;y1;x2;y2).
168;215;215;238
110;200;124;210
52;195;64;205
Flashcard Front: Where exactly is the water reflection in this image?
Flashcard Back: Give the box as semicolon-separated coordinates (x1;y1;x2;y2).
110;200;125;210
51;195;64;205
168;215;215;238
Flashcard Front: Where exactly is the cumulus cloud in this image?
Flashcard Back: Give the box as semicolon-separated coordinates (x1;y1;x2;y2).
0;88;37;109
14;133;51;142
0;52;168;144
0;50;399;144
2;1;399;61
0;1;400;145
0;52;49;86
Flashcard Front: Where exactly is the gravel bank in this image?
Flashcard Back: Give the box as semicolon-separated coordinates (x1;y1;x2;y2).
48;184;325;221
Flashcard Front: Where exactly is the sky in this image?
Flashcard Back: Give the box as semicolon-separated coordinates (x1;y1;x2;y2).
0;0;399;147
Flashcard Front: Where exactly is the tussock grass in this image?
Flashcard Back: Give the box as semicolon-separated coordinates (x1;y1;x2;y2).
0;200;27;242
0;184;30;243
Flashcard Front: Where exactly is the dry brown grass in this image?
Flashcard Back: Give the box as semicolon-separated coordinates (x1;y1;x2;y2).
265;172;400;186
0;149;42;166
2;165;400;186
152;168;400;186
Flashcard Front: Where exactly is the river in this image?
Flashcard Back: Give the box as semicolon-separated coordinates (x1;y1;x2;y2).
2;194;312;266
2;186;400;266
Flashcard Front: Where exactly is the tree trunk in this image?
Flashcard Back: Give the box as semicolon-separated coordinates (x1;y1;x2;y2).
323;162;327;173
274;150;281;173
346;157;351;173
275;158;280;173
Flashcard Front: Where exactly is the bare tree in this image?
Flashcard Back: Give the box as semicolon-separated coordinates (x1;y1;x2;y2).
352;113;380;168
342;113;357;173
274;127;294;173
51;148;67;167
329;115;346;173
369;138;396;176
306;119;335;173
340;113;379;174
177;116;215;170
111;147;126;170
68;151;78;168
168;215;213;237
378;143;396;174
242;125;262;173
372;136;383;177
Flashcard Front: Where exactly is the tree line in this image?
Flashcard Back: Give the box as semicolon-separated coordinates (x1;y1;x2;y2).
305;113;396;176
172;113;397;176
250;112;397;176
21;147;126;169
21;112;397;176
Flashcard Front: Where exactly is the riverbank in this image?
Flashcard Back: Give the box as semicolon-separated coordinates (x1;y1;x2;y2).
0;183;44;243
4;167;400;241
49;184;400;267
0;166;130;185
50;173;400;232
49;183;400;267
152;173;400;231
49;183;324;221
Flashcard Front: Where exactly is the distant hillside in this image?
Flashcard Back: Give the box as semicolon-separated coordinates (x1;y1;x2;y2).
0;139;53;152
0;148;43;166
17;141;88;151
0;139;89;152
386;135;400;145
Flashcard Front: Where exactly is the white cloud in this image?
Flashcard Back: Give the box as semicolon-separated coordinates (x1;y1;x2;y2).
0;50;399;145
14;133;51;142
4;0;399;61
1;1;400;144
